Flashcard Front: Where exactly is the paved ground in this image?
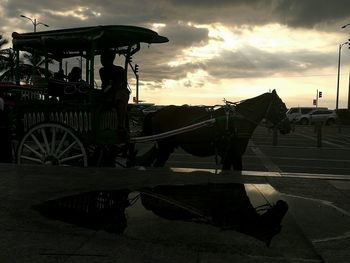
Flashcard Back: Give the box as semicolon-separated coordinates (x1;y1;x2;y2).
0;124;350;262
163;124;350;176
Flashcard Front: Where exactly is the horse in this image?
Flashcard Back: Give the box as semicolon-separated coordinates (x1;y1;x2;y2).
139;90;291;170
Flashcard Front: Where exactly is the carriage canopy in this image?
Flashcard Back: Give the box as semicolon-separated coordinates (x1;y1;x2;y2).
11;25;168;86
12;25;169;59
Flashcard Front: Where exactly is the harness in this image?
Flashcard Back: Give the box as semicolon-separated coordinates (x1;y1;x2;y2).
213;95;286;167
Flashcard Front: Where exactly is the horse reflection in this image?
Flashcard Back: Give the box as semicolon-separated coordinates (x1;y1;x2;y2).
140;184;288;247
139;90;291;170
33;184;288;247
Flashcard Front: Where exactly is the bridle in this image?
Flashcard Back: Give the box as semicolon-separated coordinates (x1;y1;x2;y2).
263;94;289;130
223;93;288;130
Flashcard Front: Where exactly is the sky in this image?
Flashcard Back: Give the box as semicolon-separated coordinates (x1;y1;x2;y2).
1;0;350;109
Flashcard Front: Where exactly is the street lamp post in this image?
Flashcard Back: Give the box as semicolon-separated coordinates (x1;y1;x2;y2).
20;15;49;80
336;41;348;111
20;15;49;32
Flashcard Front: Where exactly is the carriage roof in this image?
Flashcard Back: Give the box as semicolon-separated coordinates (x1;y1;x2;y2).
12;25;169;59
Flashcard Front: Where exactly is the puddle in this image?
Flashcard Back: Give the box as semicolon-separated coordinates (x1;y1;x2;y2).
33;183;288;247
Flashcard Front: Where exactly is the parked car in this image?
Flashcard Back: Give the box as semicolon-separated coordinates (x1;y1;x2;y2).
309;109;337;125
286;107;328;125
142;105;164;115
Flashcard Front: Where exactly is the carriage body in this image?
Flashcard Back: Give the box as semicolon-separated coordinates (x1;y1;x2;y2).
0;25;168;166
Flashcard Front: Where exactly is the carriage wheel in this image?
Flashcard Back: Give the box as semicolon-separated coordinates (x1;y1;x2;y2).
17;122;88;167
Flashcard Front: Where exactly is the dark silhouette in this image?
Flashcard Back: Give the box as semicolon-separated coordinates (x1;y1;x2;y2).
0;106;13;163
68;66;82;82
139;90;290;170
33;184;288;247
53;69;65;81
33;190;131;234
99;49;130;131
141;184;289;247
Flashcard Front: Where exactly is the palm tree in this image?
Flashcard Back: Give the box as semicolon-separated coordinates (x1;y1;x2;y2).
23;52;53;70
0;43;52;83
0;34;10;72
0;48;21;82
0;34;8;49
22;52;53;83
0;34;21;82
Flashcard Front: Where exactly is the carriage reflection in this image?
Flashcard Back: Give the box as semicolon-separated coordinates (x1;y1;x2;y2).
34;183;288;247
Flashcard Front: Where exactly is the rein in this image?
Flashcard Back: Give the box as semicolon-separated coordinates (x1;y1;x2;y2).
225;94;284;130
223;102;262;128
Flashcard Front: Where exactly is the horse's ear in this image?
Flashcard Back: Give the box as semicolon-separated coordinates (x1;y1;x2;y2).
272;89;277;95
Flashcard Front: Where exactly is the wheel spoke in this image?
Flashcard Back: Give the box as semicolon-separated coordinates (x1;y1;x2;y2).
30;133;46;154
50;127;56;154
41;128;50;153
57;141;77;159
20;155;43;164
60;154;84;163
55;131;68;156
23;143;43;159
18;123;88;167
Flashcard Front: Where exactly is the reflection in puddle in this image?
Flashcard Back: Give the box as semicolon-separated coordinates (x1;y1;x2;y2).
33;190;130;234
33;184;288;247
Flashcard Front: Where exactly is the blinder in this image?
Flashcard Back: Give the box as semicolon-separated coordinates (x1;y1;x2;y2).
264;94;291;134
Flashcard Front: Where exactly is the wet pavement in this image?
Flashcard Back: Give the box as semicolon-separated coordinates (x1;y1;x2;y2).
0;164;349;262
161;125;350;175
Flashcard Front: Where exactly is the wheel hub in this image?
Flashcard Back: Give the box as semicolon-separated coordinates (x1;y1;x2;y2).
44;155;59;165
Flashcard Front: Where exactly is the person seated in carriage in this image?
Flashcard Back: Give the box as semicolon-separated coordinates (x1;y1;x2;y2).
68;67;82;82
49;67;89;100
99;49;130;133
53;69;66;81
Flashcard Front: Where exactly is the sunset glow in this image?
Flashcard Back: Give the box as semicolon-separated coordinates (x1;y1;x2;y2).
2;1;350;109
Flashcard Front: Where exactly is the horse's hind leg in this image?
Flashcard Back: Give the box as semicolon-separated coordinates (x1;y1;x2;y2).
132;144;157;167
232;155;243;171
153;149;172;167
221;154;242;171
222;158;232;170
153;141;174;167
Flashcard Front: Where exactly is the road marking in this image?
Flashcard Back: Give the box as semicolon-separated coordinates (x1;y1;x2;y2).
267;156;350;163
249;142;282;175
294;132;350;149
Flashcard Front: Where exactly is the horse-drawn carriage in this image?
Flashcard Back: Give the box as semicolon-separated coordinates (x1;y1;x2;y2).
0;26;292;247
0;25;291;170
0;25;168;167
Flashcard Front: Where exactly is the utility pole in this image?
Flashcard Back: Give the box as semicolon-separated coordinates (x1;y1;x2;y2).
336;42;348;111
348;71;350;110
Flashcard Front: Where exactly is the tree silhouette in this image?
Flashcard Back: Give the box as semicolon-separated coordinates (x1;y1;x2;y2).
0;34;52;83
0;33;17;82
0;48;21;82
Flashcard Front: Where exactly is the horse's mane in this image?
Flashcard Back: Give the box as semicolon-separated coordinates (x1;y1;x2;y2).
142;91;278;136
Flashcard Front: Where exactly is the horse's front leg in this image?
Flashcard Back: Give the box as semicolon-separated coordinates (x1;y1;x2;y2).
220;141;244;171
221;155;242;170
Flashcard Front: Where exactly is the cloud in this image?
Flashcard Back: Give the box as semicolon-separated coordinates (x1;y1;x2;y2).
158;23;209;47
206;47;336;79
272;0;350;28
0;0;348;102
4;0;350;31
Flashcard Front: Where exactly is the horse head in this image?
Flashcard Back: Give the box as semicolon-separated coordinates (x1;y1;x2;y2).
264;90;291;134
